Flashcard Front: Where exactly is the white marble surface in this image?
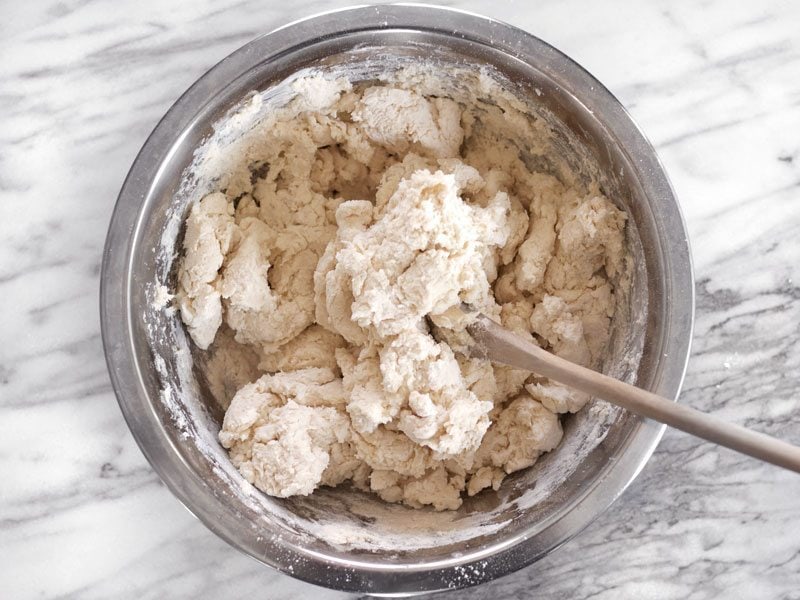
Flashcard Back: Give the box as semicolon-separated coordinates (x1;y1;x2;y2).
3;0;800;597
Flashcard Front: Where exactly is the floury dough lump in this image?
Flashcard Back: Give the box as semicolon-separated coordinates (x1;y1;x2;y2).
176;70;630;511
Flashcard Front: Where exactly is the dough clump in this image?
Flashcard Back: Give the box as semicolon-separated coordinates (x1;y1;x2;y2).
177;70;628;510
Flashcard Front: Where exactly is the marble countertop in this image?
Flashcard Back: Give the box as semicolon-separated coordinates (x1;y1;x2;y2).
3;0;800;597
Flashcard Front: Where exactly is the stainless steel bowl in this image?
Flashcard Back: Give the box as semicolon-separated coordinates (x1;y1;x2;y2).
101;4;694;595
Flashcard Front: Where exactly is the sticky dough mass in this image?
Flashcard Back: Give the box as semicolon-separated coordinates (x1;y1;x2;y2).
177;72;628;510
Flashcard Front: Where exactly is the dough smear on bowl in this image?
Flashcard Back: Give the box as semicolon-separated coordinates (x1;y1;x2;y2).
176;71;629;510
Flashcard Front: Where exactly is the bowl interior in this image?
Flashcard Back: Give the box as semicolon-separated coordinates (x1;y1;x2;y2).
110;12;689;593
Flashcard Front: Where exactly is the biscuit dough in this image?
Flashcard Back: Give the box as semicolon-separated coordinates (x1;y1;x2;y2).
176;71;628;510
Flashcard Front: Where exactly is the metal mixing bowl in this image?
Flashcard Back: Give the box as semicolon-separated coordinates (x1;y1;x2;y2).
100;4;694;595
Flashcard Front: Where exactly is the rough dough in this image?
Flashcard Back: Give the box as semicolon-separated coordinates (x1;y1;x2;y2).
176;70;629;510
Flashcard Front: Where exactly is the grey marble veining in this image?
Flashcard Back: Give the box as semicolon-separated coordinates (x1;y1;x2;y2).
2;0;800;598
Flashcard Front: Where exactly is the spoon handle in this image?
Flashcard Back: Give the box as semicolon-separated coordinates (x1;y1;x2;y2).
470;315;800;474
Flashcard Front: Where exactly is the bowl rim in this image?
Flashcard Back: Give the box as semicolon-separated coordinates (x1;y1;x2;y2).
100;3;695;594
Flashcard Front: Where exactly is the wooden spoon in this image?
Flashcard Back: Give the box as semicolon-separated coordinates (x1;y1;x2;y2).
467;313;800;473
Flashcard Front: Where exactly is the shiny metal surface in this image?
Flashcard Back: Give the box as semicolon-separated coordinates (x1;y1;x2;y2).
100;4;694;595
